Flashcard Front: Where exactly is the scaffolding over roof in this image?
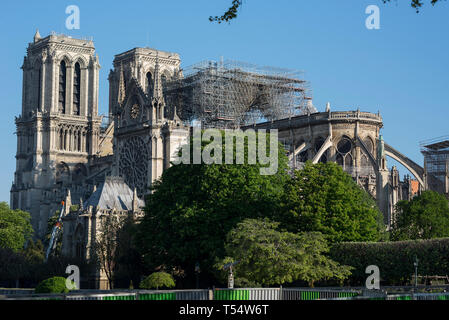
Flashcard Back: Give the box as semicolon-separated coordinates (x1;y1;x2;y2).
420;135;449;185
420;135;449;151
164;59;316;128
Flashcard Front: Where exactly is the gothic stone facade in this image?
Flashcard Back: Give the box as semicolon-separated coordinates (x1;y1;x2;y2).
12;32;428;246
11;33;189;239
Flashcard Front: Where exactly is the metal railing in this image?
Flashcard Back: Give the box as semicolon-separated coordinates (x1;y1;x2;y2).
5;286;449;301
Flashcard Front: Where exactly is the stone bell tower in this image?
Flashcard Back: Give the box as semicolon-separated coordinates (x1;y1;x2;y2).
11;31;102;238
108;47;189;197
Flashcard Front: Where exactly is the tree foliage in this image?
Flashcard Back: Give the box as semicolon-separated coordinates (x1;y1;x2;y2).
383;0;443;12
114;216;144;289
0;202;33;252
135;131;289;278
140;272;176;290
34;276;70;294
281;162;384;243
217;218;352;287
210;0;444;24
91;215;124;289
391;190;449;241
330;237;449;286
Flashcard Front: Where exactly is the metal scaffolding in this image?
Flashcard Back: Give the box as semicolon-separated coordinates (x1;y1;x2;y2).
420;135;449;184
164;59;315;128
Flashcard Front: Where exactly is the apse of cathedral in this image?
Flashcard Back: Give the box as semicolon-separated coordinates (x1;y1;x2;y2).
11;32;429;245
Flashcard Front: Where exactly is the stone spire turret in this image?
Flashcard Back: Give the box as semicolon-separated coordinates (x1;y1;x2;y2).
118;63;126;106
152;53;166;121
34;29;41;43
132;187;138;212
65;190;72;216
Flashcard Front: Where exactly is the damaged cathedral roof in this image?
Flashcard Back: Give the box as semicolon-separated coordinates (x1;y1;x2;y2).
84;176;145;211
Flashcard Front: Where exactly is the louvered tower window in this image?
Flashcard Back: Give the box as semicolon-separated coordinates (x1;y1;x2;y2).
73;63;81;115
37;66;42;111
146;72;153;94
58;61;67;114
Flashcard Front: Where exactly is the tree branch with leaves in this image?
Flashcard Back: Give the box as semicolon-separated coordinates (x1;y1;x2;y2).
209;0;445;24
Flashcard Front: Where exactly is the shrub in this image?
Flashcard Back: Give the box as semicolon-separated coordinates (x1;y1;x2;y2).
329;238;449;286
139;272;175;290
35;276;70;294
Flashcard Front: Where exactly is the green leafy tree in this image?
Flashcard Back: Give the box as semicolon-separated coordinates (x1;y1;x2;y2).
114;216;144;289
216;218;352;287
391;190;449;241
0;247;27;288
383;0;443;12
281;162;384;243
210;0;444;23
136;131;289;279
23;239;45;265
0;202;33;252
91;215;124;290
35;276;71;294
140;272;176;290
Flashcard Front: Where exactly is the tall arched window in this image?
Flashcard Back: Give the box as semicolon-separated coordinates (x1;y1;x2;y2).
59;129;64;150
58;61;67;114
146;72;153;94
37;65;42;111
73;62;81;115
161;74;167;91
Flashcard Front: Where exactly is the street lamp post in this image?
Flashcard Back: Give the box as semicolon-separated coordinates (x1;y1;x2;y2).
413;256;419;289
195;262;200;289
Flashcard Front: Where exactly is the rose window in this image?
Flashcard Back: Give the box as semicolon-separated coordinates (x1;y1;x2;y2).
119;136;149;196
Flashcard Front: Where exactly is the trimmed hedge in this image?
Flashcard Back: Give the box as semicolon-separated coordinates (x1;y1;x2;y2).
35;276;69;294
329;238;449;286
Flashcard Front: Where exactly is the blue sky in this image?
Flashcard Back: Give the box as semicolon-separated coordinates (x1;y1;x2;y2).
0;0;448;203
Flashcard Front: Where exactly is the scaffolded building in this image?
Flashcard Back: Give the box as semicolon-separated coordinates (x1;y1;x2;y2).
164;59;316;129
420;136;449;194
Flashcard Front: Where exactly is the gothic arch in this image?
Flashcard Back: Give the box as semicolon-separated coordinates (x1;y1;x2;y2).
31;57;42;70
58;54;73;67
73;163;88;184
72;55;88;68
56;162;70;183
363;136;375;154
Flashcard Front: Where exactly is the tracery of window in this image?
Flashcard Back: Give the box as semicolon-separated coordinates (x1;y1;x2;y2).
336;153;344;166
56;162;70;183
337;137;352;154
119;136;149;197
58;61;67;114
364;137;374;154
161;74;167;89
336;137;353;172
73;63;81;115
296;150;308;164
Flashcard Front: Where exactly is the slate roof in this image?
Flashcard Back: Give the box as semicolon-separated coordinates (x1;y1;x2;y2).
84;176;144;211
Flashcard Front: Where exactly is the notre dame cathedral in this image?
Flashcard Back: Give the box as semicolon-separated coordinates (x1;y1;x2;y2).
12;31;436;255
10;31;189;241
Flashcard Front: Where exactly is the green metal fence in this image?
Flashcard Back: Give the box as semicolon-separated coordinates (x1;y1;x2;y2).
138;293;176;300
214;289;249;300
